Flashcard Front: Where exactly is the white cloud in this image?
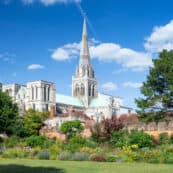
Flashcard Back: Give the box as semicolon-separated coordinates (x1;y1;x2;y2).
51;39;153;70
22;0;81;5
145;20;173;53
28;64;45;70
101;82;117;91
123;81;142;88
0;52;15;64
90;43;152;70
113;68;128;74
51;42;80;60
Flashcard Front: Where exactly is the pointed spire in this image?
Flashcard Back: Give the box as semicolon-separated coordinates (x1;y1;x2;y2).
82;16;87;37
80;17;90;65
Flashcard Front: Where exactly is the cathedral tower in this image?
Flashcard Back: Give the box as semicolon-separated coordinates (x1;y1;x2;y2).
72;17;98;107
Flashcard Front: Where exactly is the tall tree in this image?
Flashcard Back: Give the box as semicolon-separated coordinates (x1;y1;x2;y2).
0;90;19;135
136;50;173;123
17;109;49;137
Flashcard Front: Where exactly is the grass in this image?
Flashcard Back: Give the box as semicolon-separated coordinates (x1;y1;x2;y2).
0;159;173;173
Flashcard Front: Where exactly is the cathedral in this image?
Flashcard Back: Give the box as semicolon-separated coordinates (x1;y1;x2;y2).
1;18;131;122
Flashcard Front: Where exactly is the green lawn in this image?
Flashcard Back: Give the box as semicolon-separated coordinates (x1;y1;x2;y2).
0;159;173;173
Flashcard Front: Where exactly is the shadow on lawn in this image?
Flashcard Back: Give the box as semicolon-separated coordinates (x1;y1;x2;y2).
0;164;66;173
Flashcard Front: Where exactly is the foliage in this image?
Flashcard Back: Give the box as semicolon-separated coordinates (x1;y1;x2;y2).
91;154;106;162
25;135;48;148
129;131;153;148
80;147;95;154
17;109;46;137
101;116;123;142
136;50;173;124
58;151;72;160
0;90;19;135
37;151;50;160
60;120;84;139
90;122;102;143
69;135;86;146
110;130;129;148
1;148;29;158
71;152;89;161
170;134;173;144
90;117;123;143
2;135;20;148
158;132;169;145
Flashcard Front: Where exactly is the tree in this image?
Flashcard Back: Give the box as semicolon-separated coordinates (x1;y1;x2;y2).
136;50;173;124
60;120;83;139
101;116;123;141
90;116;123;143
0;90;19;135
17;109;48;137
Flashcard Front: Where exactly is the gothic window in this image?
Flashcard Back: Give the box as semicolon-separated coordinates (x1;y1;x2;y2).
75;84;79;96
45;104;49;111
47;86;50;101
36;86;38;100
32;87;34;100
89;85;91;96
44;86;46;101
92;85;95;97
81;84;85;96
82;67;85;76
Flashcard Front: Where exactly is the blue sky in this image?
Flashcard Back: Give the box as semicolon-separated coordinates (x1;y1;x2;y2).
1;0;173;110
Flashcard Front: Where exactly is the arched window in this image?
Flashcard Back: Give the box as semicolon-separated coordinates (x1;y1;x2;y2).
44;86;46;101
92;85;95;97
47;86;50;101
88;85;91;96
75;84;79;96
32;87;34;100
81;84;85;96
36;86;38;100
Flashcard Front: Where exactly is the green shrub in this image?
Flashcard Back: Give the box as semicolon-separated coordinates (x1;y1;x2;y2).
25;135;47;148
69;135;86;146
170;134;173;144
110;130;129;148
59;151;72;160
61;135;87;153
159;132;169;145
106;155;118;162
37;151;50;160
1;148;28;159
71;152;89;161
60;120;83;139
0;146;6;155
84;140;98;148
129;131;152;148
3;136;20;147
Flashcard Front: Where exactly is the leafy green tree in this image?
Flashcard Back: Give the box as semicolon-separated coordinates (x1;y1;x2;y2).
0;90;19;135
17;109;48;137
136;50;173;124
60;120;83;139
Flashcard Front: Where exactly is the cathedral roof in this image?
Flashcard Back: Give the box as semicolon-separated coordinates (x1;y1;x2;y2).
89;93;122;108
56;93;84;107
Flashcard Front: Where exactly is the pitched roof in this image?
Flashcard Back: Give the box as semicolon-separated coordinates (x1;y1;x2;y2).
89;93;122;108
56;93;84;107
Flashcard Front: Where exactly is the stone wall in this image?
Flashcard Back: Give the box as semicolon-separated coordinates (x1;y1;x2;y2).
125;121;173;131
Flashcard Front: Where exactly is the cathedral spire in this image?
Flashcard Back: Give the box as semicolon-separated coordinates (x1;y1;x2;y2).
80;17;90;65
